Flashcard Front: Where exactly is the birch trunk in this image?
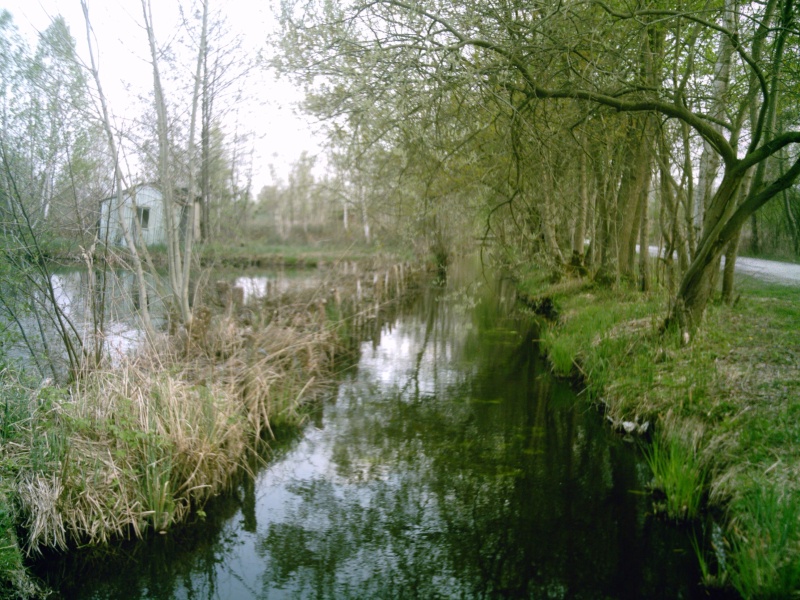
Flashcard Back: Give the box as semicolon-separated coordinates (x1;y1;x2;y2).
141;0;207;326
80;0;155;341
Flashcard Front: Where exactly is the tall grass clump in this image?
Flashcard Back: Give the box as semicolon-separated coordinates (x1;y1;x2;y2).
539;301;620;377
10;297;340;554
643;422;707;521
726;485;800;599
0;485;39;600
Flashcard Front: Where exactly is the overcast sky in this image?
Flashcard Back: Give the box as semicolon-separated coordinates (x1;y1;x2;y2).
1;0;323;191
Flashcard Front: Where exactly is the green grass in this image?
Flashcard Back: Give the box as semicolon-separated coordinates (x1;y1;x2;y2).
0;487;33;600
520;269;800;598
0;375;40;599
727;486;800;599
643;425;707;521
198;239;416;268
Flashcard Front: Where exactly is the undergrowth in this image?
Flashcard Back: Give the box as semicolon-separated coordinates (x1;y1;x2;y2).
0;301;339;595
643;422;707;521
9;311;338;555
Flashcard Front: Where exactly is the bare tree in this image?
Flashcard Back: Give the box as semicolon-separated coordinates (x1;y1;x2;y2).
140;0;210;327
80;0;157;342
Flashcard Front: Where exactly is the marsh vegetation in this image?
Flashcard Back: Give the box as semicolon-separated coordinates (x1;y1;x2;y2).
2;0;800;597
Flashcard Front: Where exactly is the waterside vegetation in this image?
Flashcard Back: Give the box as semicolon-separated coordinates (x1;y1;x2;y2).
524;271;800;598
0;257;418;599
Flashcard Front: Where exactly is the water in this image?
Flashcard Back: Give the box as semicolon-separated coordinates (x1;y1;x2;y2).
1;267;315;376
38;264;708;599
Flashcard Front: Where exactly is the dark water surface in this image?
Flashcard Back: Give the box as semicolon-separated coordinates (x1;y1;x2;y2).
39;264;707;599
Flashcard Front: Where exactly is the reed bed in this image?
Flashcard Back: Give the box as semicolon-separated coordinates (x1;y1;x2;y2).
9;303;338;555
6;260;419;562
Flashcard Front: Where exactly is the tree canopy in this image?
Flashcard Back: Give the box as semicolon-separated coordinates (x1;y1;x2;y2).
277;0;800;332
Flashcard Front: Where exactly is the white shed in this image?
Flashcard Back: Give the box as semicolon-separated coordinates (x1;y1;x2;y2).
98;184;166;247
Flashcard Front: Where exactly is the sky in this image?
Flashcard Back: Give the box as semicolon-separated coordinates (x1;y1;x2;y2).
0;0;324;191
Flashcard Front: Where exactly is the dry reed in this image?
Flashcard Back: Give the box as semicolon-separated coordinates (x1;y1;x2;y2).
9;260;419;557
14;298;340;554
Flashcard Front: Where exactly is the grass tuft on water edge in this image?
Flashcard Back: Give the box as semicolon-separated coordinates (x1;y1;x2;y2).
643;422;707;521
6;302;341;558
726;485;800;599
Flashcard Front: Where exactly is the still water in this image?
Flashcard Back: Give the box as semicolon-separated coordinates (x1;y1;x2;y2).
40;265;706;599
2;267;318;375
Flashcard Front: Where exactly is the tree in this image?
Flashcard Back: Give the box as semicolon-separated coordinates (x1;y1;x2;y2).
195;6;255;243
277;0;800;334
139;0;207;327
1;11;109;380
81;0;158;342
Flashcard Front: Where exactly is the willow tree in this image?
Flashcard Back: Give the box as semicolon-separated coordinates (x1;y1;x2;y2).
278;0;800;334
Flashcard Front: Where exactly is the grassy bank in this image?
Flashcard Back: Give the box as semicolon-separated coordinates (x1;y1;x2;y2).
520;271;800;598
0;257;420;598
42;238;417;272
198;240;414;269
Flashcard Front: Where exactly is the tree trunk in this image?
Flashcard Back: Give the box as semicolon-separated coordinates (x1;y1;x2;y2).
638;179;650;292
681;122;696;258
615;121;647;279
673;170;745;333
359;185;371;244
141;0;206;327
750;212;760;254
592;155;615;280
721;227;740;303
785;188;800;256
572;143;589;260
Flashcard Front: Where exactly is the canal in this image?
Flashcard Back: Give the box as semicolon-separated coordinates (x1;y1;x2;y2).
38;262;706;599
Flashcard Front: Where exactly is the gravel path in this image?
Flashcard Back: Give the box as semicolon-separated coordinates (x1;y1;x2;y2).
646;246;800;286
723;255;800;285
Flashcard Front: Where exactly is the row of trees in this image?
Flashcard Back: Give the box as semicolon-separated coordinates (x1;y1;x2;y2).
256;150;418;247
0;2;253;381
275;0;800;334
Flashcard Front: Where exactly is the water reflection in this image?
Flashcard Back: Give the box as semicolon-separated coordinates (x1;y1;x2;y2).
40;266;709;599
232;271;323;303
2;268;311;375
1;269;165;375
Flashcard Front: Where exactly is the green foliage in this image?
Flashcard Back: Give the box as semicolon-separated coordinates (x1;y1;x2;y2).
0;12;108;384
0;373;41;599
0;487;29;600
141;438;176;533
528;269;800;597
0;373;31;444
199;240;410;269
